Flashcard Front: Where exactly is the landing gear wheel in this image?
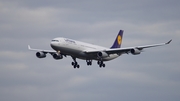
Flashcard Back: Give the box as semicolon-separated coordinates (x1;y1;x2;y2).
86;60;92;66
97;61;100;65
74;65;76;68
98;60;105;68
71;57;80;69
87;62;92;66
77;65;80;68
72;62;75;66
73;63;79;69
102;64;105;67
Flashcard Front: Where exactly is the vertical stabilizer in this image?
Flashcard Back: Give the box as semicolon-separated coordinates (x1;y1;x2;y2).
110;30;124;49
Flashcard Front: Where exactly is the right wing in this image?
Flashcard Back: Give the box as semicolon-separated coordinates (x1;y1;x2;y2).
84;40;172;55
106;39;172;54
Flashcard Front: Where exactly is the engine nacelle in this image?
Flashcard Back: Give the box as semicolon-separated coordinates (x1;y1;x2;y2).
53;53;63;60
36;52;46;58
130;48;141;55
97;51;109;58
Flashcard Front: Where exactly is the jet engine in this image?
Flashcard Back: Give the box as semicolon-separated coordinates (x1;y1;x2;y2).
53;53;63;60
36;52;46;58
130;48;141;55
97;51;109;58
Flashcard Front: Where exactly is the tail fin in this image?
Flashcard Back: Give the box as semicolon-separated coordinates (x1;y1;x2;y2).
110;30;124;49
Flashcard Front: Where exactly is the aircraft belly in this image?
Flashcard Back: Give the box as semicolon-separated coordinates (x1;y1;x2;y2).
52;45;90;59
102;54;119;61
52;44;120;61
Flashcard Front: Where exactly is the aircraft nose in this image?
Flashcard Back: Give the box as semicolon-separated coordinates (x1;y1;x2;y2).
50;39;59;47
50;42;54;48
50;41;57;47
50;42;54;46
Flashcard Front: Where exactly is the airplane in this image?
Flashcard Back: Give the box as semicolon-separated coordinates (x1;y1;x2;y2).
28;30;172;68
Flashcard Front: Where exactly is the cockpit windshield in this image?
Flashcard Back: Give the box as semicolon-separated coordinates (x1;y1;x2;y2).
51;40;59;42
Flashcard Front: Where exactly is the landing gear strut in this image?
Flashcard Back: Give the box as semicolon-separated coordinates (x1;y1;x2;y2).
71;57;80;68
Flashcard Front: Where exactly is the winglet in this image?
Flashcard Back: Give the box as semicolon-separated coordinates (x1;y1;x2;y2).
28;45;31;50
166;39;172;44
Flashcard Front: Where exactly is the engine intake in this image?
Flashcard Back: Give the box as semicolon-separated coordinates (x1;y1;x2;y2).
36;52;46;58
130;48;141;55
53;53;63;60
97;51;109;58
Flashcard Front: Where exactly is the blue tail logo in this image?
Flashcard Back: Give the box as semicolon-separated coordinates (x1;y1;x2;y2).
110;30;124;49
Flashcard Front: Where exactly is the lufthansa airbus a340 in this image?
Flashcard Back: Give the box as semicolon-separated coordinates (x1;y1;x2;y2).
28;30;172;68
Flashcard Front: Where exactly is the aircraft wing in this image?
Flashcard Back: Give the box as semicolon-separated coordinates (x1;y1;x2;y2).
85;40;172;55
28;45;56;53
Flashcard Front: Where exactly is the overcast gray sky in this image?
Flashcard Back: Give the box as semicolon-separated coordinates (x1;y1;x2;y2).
0;0;180;101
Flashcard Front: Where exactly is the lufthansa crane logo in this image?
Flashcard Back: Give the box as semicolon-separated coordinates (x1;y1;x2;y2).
117;35;122;45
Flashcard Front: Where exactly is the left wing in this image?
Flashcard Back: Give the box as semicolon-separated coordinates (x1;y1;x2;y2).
28;45;56;53
85;40;172;55
28;45;65;59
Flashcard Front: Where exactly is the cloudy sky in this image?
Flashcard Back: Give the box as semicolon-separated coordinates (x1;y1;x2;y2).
0;0;180;101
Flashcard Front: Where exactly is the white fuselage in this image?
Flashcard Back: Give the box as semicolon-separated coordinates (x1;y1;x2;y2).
50;37;119;61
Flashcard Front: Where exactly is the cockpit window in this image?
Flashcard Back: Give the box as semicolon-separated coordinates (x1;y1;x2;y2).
52;40;59;42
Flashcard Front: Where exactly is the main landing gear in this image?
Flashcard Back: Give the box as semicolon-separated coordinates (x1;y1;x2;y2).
86;60;92;66
71;57;80;68
71;57;105;68
97;60;105;68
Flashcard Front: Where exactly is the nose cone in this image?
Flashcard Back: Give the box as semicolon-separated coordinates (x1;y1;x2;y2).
50;39;59;49
50;41;55;47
